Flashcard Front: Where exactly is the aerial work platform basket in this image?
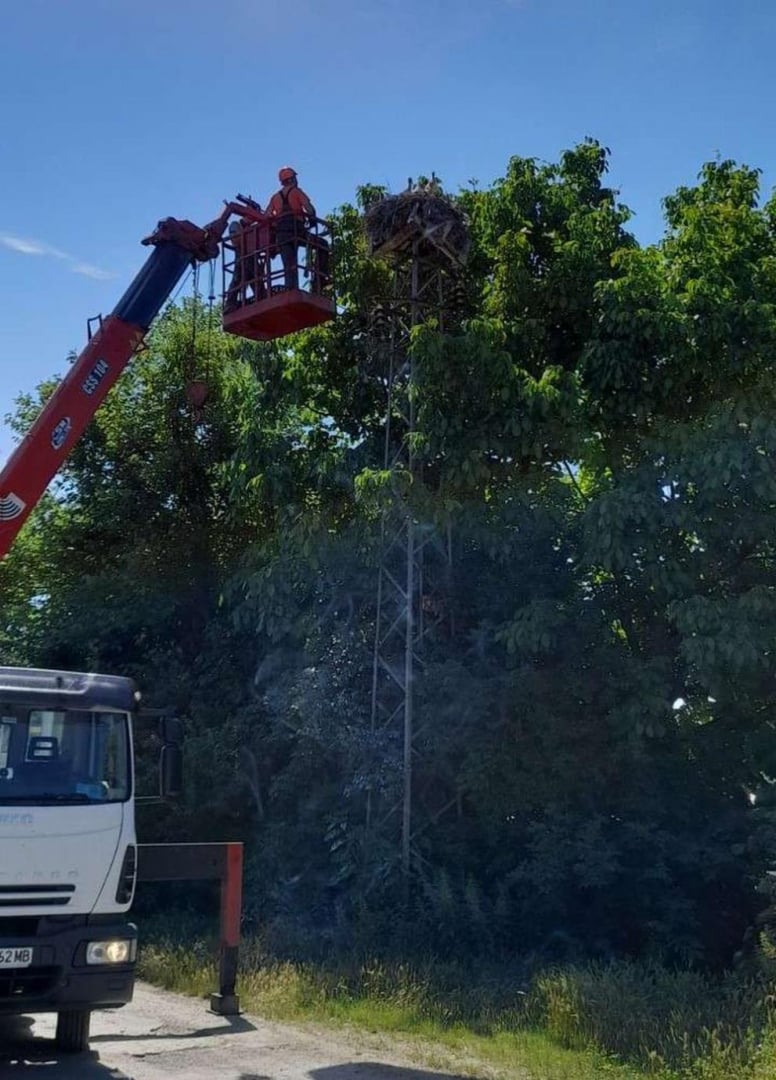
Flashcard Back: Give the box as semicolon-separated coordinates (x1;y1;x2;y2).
222;215;334;341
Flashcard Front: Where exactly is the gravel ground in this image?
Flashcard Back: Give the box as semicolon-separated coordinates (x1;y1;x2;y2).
0;982;474;1080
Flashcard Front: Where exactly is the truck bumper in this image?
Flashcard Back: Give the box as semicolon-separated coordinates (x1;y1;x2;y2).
0;918;136;1015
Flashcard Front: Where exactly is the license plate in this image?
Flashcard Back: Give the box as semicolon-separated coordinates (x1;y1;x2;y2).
0;947;33;968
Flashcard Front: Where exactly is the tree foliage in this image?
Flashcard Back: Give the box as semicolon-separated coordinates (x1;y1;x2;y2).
3;143;776;964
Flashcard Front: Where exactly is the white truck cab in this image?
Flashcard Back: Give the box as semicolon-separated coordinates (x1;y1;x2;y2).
0;666;179;1052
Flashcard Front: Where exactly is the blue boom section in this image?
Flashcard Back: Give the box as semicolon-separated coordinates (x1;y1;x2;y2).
112;244;193;331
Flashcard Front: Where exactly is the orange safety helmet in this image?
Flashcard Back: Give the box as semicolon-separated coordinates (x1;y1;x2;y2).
278;166;297;183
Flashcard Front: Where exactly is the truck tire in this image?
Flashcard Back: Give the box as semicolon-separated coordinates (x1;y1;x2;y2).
55;1009;91;1053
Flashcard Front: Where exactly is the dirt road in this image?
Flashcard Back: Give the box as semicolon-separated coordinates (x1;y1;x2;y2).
0;983;471;1080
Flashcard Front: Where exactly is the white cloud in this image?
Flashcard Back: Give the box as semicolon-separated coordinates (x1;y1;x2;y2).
0;233;115;279
0;234;68;259
70;261;116;281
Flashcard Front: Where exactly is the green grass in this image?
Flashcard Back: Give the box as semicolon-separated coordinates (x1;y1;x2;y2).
137;927;776;1080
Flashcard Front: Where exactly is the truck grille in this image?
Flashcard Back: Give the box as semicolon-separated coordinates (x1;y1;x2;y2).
0;885;75;908
0;965;60;1000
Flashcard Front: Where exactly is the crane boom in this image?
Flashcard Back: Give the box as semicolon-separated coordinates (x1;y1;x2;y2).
0;212;230;559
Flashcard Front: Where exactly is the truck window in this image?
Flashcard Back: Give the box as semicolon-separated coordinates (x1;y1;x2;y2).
0;709;130;803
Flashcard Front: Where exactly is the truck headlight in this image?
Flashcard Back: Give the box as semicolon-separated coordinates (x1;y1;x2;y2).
86;939;136;965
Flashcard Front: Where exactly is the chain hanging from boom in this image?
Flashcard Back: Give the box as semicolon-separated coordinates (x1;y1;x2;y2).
183;260;218;421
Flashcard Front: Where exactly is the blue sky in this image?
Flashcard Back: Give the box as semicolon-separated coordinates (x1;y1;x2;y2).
1;0;775;462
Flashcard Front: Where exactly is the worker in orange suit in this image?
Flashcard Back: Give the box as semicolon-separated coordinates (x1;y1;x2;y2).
225;211;270;312
268;167;329;292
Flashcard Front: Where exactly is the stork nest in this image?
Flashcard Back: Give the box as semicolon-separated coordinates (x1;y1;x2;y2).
364;187;470;266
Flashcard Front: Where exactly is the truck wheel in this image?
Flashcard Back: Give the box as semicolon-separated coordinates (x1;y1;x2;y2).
55;1009;91;1053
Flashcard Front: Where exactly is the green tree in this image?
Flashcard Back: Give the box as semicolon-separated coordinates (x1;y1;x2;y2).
3;146;775;964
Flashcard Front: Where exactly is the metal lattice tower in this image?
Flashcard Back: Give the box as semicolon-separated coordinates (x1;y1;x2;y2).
365;194;468;881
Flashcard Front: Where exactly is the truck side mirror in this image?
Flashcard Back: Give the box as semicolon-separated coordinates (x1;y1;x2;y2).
161;717;184;745
160;744;183;799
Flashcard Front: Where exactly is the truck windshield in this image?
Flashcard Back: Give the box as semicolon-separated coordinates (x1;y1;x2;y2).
0;708;130;804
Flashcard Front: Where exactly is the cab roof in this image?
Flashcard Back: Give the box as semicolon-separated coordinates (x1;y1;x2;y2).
0;667;138;712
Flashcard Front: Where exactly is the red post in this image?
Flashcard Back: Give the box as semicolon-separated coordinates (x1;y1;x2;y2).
210;842;243;1016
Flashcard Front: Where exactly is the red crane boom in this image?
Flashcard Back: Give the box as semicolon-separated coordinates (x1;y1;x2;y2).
0;213;230;559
